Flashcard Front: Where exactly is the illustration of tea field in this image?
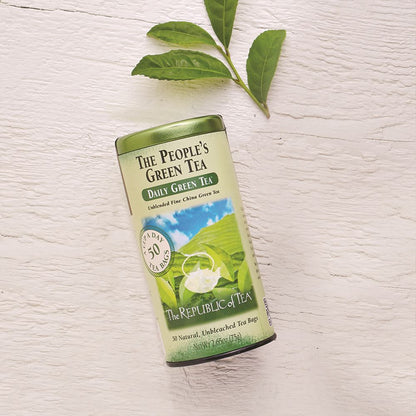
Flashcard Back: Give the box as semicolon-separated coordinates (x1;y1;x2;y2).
151;208;258;328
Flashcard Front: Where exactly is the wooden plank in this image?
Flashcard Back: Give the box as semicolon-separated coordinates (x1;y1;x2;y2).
1;1;415;415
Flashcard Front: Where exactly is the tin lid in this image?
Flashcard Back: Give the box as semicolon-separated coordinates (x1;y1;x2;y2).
115;114;225;155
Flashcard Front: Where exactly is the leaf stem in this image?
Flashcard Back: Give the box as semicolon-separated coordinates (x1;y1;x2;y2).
217;46;270;118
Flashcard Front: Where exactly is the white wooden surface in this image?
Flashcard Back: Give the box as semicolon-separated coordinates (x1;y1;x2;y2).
1;0;415;415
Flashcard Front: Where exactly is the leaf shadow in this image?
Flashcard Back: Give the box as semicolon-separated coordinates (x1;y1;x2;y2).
123;77;234;123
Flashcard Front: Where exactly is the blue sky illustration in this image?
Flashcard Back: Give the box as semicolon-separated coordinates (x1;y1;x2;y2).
143;198;234;250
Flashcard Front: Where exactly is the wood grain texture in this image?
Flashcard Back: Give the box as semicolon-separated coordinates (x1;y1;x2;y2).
0;0;415;415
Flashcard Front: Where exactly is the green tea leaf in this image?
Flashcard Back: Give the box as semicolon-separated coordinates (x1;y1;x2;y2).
179;276;194;306
204;0;238;49
165;269;176;291
156;277;177;309
147;21;217;47
132;50;232;80
212;278;226;289
213;287;237;299
237;259;252;292
246;30;286;104
202;243;235;281
231;251;245;269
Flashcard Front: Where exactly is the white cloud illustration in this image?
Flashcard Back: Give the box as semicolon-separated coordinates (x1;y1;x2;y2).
203;202;214;212
155;213;178;227
163;213;178;225
170;229;189;249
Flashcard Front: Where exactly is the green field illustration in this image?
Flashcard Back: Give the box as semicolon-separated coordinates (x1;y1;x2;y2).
143;199;257;328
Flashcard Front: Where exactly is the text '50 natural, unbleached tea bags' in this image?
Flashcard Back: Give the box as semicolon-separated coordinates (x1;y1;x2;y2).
116;115;276;366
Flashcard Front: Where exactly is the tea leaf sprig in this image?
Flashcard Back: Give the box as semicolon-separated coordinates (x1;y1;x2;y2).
132;0;286;118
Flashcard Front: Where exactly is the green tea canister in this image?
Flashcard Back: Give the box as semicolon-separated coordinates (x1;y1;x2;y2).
116;115;276;366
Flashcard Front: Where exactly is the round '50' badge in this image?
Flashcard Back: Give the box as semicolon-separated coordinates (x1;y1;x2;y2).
140;227;173;276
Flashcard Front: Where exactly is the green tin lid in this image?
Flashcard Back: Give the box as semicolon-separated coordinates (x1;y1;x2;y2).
115;114;225;155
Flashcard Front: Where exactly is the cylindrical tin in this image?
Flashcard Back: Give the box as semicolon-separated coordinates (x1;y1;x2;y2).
116;115;276;366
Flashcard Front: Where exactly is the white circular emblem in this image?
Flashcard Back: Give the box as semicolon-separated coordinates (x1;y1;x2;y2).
141;228;172;275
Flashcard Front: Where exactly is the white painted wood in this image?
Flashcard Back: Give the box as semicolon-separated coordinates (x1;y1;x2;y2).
1;0;415;415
